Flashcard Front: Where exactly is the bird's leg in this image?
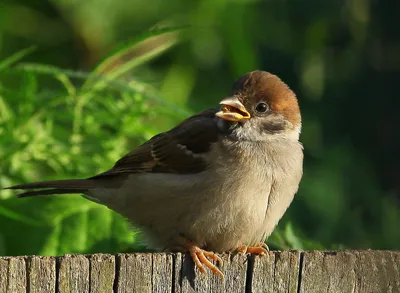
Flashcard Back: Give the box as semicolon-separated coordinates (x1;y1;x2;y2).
236;242;269;255
183;240;224;279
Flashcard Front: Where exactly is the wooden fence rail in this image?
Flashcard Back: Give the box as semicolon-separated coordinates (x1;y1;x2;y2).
0;250;399;293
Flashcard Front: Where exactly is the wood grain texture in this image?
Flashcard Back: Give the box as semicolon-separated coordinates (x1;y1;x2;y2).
117;253;153;293
0;258;8;293
28;256;56;293
58;254;89;293
89;254;115;293
7;257;26;293
152;253;174;293
0;251;398;293
177;253;248;293
299;250;400;293
250;250;300;293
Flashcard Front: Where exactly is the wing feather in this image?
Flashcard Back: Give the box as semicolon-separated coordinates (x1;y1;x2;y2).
91;109;220;178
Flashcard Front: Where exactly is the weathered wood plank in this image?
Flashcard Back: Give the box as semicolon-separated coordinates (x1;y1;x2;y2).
89;254;115;293
58;254;89;293
178;253;247;293
173;253;184;293
251;250;300;293
152;253;174;293
117;253;153;293
116;253;174;292
300;250;356;293
299;250;400;293
0;250;398;292
28;256;56;293
0;258;8;293
7;257;26;293
356;250;400;293
214;253;247;293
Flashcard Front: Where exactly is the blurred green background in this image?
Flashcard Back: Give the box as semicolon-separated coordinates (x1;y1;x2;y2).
0;0;399;256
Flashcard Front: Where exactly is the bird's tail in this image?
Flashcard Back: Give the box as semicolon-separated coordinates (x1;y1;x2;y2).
4;179;98;198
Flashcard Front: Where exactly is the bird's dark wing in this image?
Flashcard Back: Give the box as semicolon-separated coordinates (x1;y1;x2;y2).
91;108;220;178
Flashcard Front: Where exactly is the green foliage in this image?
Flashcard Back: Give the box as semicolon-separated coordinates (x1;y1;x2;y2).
0;34;191;255
0;196;135;256
0;0;399;256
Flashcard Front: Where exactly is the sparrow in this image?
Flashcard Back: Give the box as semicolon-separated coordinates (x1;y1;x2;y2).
6;70;303;278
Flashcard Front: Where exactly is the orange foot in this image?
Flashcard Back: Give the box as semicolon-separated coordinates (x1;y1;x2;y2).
236;242;269;255
188;246;224;279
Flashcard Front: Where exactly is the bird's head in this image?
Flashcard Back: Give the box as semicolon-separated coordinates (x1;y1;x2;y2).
216;70;301;141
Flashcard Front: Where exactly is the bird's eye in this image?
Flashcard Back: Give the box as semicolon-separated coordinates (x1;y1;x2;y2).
255;102;268;113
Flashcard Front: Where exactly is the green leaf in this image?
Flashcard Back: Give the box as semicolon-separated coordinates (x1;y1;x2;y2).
0;196;135;256
82;26;186;91
284;222;304;250
13;63;88;81
0;96;13;123
268;228;291;250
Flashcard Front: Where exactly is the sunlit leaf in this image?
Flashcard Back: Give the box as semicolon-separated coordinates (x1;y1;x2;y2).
82;26;187;91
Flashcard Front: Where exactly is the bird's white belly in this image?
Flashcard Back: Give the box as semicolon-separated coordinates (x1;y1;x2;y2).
184;178;271;251
92;165;269;252
92;140;302;253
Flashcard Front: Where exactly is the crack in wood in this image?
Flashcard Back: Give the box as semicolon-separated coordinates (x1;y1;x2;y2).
245;255;254;293
113;254;120;293
55;257;60;293
296;252;304;293
25;257;30;293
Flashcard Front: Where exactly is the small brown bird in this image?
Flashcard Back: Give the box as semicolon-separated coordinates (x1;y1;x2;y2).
6;71;303;278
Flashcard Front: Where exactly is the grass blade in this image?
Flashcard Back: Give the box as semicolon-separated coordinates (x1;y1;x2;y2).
0;46;36;71
82;26;187;91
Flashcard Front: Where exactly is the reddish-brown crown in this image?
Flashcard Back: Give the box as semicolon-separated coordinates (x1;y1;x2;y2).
231;70;301;129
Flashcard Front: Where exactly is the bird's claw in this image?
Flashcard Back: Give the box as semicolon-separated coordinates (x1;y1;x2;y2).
236;242;269;255
189;246;224;279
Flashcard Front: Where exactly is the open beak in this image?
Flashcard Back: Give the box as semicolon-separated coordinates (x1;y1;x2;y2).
215;96;251;122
